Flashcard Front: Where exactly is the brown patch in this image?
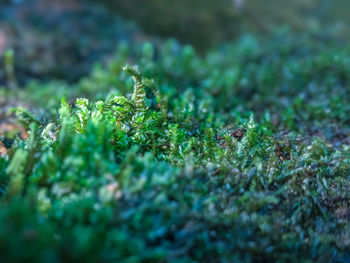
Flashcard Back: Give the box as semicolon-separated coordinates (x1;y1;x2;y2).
322;196;350;210
0;123;28;140
331;128;350;147
334;206;350;220
0;141;7;156
0;29;6;56
230;128;246;139
68;98;77;109
322;196;350;220
213;168;220;176
274;142;290;161
305;164;317;178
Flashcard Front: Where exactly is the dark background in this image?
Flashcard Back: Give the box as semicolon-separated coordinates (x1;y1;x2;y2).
0;0;349;83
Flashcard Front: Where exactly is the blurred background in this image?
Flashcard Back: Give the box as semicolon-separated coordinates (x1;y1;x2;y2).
0;0;349;84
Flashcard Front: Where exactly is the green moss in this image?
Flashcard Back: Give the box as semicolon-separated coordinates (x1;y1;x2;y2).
1;35;350;262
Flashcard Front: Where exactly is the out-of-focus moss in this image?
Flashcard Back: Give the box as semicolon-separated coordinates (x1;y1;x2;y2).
0;1;141;84
98;0;241;50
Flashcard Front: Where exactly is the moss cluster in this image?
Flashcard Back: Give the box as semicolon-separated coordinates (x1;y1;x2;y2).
1;35;350;262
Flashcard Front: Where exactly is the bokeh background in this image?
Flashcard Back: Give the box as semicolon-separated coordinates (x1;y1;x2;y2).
1;0;349;84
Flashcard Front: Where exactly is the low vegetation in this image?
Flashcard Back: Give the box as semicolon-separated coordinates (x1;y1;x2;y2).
1;34;350;262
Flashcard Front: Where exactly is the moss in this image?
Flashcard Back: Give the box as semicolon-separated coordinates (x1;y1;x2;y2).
1;35;350;262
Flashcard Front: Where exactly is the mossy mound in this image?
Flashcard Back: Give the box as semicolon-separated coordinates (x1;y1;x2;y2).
1;35;350;262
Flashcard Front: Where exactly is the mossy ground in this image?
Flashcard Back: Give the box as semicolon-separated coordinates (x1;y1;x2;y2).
1;34;350;262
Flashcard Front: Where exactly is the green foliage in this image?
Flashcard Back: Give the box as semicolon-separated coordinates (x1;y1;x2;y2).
2;35;350;262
